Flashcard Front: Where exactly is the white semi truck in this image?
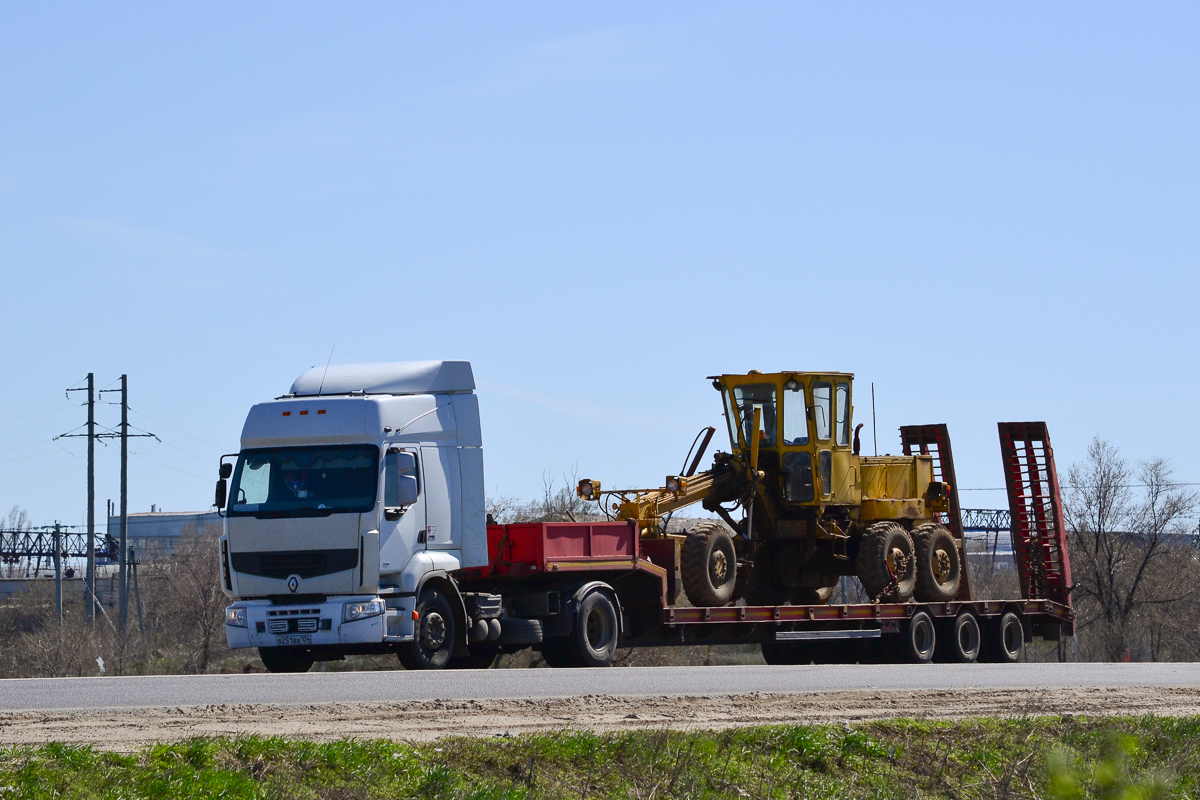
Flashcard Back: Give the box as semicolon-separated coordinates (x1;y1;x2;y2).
220;360;1074;672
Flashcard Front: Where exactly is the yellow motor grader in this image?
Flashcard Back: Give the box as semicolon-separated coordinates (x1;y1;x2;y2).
577;370;963;607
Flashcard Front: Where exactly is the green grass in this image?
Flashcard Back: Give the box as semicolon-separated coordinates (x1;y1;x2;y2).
0;716;1195;799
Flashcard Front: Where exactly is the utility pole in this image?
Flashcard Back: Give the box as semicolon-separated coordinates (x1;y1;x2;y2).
60;374;98;622
118;374;129;634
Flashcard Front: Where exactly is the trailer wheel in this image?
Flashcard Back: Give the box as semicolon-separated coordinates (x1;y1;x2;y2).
913;524;961;602
897;609;937;663
984;611;1025;663
856;522;916;601
397;587;456;670
681;521;738;607
258;647;315;673
945;612;981;663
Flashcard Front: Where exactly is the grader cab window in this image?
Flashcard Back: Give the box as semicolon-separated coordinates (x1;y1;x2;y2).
732;383;777;447
782;383;809;446
836;383;851;446
812;382;832;441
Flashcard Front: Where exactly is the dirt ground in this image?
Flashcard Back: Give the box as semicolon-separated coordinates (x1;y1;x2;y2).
1;687;1198;751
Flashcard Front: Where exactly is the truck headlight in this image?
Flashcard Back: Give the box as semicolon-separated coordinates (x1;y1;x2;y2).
225;607;247;628
343;599;384;622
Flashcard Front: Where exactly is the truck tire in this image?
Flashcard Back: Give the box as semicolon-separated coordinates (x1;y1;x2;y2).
943;612;981;663
896;609;936;663
258;647;315;673
983;611;1025;663
397;587;456;670
498;618;543;646
912;524;961;602
856;522;916;602
681;521;738;607
574;591;619;667
539;591;620;668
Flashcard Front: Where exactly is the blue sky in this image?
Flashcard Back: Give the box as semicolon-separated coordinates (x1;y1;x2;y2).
1;3;1197;529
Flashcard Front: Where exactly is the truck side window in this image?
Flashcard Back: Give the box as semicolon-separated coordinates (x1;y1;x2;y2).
812;382;832;441
384;450;420;507
733;383;777;447
835;383;850;446
238;458;270;504
782;384;809;446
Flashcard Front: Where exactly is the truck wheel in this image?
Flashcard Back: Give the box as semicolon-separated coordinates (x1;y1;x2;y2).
258;647;315;673
984;611;1025;663
574;591;619;667
913;524;961;602
397;587;456;670
896;609;936;663
856;522;916;601
945;612;981;663
681;521;738;607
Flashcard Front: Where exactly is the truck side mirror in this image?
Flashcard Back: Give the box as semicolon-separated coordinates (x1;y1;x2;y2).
396;475;418;507
215;478;227;509
220;462;233;480
384;450;419;520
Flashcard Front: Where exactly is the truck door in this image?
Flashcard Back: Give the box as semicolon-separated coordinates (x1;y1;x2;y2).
420;445;459;552
377;447;426;578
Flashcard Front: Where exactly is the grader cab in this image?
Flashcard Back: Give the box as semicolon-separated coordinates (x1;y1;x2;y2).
578;370;965;610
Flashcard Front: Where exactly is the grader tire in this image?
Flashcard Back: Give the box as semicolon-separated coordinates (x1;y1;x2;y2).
681;521;738;607
856;522;916;602
912;524;961;602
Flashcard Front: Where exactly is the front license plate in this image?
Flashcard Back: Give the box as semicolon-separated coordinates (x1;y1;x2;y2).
275;634;312;646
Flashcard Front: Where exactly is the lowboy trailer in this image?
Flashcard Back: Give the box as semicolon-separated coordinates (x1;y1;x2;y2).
220;362;1072;671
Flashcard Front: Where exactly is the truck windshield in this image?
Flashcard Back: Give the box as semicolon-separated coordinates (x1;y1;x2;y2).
227;445;379;517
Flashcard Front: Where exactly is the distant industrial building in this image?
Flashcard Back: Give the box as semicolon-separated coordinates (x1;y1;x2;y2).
106;509;220;559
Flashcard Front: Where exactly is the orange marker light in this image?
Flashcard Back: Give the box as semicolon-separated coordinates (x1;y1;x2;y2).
300;410;309;416
412;610;419;620
282;411;291;416
317;409;326;415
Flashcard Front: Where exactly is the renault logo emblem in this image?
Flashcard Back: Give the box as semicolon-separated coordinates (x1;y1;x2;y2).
287;575;300;593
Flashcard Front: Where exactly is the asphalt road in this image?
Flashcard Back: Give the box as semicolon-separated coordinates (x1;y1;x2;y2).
1;662;1198;713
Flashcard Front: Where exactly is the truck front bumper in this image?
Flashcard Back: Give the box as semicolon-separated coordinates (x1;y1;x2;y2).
225;596;416;650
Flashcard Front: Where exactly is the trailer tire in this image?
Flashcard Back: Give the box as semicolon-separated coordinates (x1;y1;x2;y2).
984;611;1025;663
681;521;738;607
856;522;916;602
397;587;456;670
944;612;981;663
896;609;937;663
258;647;315;674
913;524;961;602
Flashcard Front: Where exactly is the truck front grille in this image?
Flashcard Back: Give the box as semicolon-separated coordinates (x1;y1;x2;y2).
231;549;358;579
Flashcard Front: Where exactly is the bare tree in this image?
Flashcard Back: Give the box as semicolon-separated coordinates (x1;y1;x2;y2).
1065;438;1198;661
141;523;227;673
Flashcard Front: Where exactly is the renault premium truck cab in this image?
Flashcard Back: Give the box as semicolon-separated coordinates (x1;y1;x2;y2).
220;360;489;672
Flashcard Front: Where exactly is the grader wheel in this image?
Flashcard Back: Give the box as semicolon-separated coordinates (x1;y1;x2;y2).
681;521;738;607
912;523;961;602
855;522;916;601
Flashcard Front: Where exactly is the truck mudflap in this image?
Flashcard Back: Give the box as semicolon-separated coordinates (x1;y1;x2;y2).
225;597;409;650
